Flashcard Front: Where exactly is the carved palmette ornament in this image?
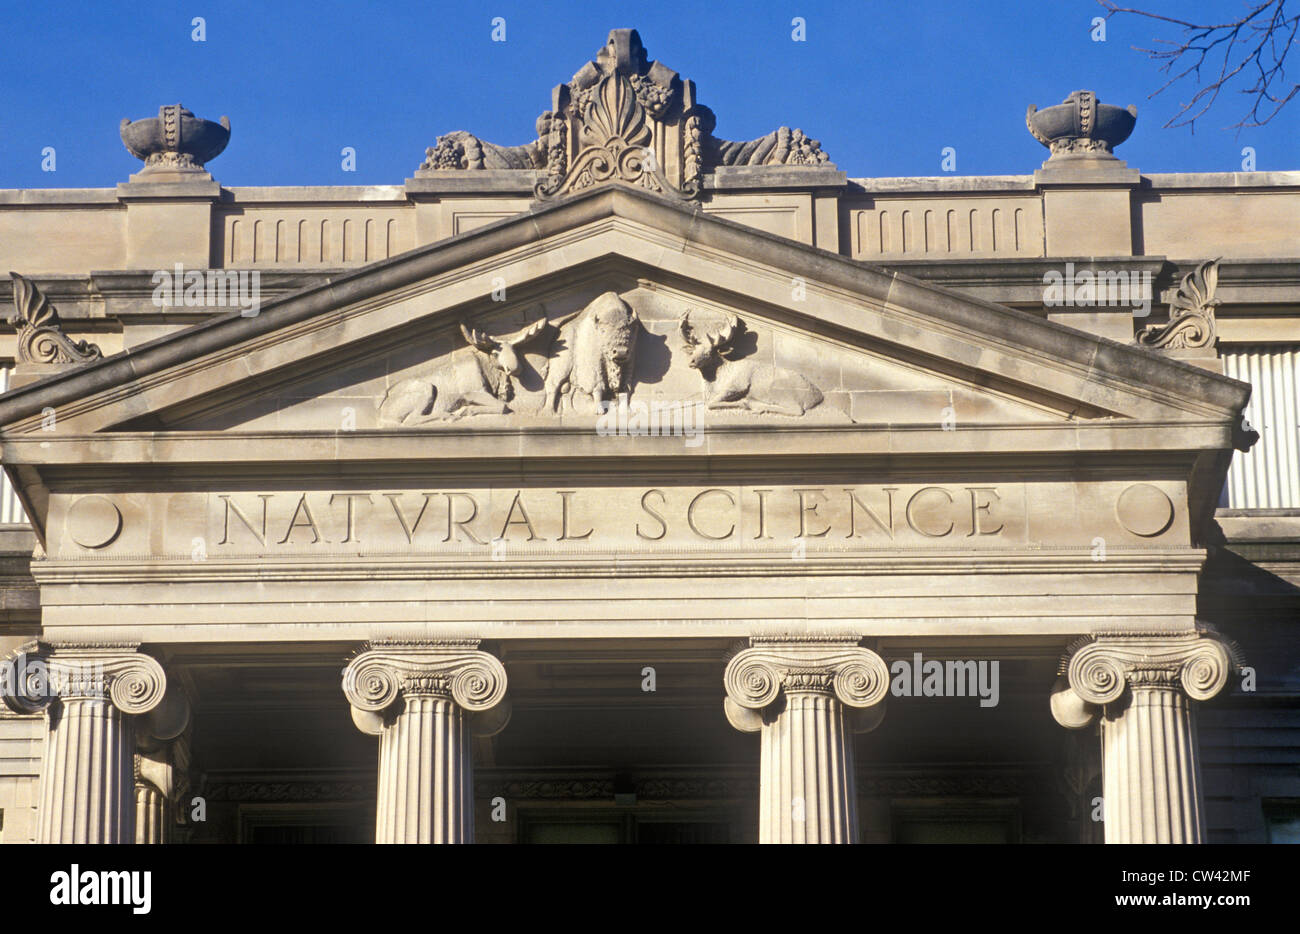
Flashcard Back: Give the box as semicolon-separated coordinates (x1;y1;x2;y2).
418;29;831;202
1135;259;1220;351
8;273;102;365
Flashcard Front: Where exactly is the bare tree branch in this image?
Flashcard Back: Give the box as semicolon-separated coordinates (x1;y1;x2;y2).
1098;0;1300;130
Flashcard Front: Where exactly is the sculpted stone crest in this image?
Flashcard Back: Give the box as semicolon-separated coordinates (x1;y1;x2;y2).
418;29;832;201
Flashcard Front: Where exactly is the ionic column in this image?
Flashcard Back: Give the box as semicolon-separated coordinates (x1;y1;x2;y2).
134;730;191;844
723;637;888;844
134;772;167;844
1051;631;1233;844
342;641;509;844
1;644;173;843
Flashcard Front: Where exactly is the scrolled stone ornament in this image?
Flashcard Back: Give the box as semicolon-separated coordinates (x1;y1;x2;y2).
723;655;781;710
1049;676;1096;729
833;654;891;708
450;656;508;712
8;273;102;365
1179;640;1231;701
341;655;404;713
1066;643;1128;706
106;655;168;714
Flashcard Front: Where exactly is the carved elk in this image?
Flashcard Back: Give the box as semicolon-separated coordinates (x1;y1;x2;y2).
678;311;823;416
378;317;554;424
543;291;639;412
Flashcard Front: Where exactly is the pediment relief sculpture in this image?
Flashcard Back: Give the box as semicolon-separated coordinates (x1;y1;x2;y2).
678;311;824;416
542;291;639;413
418;28;831;201
378;314;565;425
377;291;641;425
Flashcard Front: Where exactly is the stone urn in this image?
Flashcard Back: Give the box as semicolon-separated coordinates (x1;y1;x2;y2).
120;104;230;172
1027;91;1136;159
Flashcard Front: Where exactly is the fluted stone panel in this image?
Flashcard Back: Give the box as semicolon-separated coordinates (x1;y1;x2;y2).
134;781;167;844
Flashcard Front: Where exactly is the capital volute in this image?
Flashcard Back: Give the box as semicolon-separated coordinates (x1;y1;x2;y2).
1051;631;1233;729
723;637;889;733
2;642;168;717
342;640;509;735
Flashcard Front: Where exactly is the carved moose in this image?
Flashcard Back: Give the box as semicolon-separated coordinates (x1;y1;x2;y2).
378;317;554;425
543;291;639;412
679;311;823;416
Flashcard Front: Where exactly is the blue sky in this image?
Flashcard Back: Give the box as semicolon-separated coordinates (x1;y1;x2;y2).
1;0;1296;188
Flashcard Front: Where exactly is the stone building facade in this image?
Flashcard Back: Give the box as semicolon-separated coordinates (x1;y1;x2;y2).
0;30;1296;844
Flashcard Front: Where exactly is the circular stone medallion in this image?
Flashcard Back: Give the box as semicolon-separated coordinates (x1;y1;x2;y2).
67;495;123;549
1115;483;1174;538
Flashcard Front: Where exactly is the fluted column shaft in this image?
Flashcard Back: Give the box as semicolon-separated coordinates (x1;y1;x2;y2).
376;695;474;843
134;780;168;845
724;638;888;845
759;690;859;843
1051;632;1232;845
343;641;509;845
1101;679;1203;843
39;695;135;843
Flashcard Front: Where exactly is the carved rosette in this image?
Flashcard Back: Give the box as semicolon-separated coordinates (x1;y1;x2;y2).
342;641;508;732
8;273;102;365
1135;259;1220;351
1050;632;1232;729
723;637;889;733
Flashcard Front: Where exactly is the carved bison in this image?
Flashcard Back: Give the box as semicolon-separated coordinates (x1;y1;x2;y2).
543;292;639;413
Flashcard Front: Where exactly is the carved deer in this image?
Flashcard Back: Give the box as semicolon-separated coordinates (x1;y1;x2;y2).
679;311;823;416
378;317;553;425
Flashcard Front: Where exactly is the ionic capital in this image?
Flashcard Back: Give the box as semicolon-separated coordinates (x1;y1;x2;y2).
1051;631;1233;729
342;640;509;735
723;637;889;733
2;642;168;718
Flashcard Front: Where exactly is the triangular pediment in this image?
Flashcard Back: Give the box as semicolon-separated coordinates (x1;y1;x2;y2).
0;185;1250;445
